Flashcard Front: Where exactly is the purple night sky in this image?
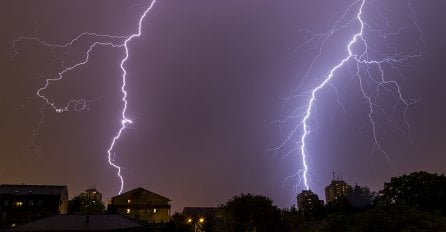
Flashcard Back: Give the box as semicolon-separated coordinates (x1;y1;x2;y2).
1;0;445;212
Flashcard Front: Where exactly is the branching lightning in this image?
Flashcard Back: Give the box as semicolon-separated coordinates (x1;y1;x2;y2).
107;0;157;194
12;0;158;194
274;0;423;192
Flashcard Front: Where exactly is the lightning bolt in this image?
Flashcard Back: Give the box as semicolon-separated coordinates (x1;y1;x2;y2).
275;0;423;192
108;0;157;194
12;0;158;194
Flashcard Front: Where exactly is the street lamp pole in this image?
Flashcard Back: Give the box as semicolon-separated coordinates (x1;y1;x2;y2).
187;217;204;232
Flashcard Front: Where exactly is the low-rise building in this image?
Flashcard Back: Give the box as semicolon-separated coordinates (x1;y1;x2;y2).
0;184;68;228
108;187;170;223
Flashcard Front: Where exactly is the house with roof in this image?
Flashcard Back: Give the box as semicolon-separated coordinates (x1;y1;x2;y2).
0;184;68;228
108;187;170;223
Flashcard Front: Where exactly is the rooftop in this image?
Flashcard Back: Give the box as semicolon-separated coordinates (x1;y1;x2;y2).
9;214;144;231
111;187;170;201
0;184;67;195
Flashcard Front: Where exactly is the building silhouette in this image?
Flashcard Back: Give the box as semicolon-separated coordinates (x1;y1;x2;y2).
108;187;170;223
296;189;323;212
0;184;68;228
9;214;145;231
325;172;352;204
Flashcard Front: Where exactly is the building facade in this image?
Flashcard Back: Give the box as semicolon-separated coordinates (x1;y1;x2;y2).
0;184;68;228
108;187;170;223
297;190;324;211
325;179;352;204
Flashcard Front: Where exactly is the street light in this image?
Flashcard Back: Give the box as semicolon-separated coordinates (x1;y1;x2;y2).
186;217;205;232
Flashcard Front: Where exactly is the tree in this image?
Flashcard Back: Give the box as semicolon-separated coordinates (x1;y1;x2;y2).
219;193;282;232
292;172;446;231
69;189;105;214
346;185;375;210
280;206;305;232
378;171;446;215
350;204;446;232
164;213;193;232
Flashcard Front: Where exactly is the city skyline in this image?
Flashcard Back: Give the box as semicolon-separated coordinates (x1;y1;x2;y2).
1;0;445;213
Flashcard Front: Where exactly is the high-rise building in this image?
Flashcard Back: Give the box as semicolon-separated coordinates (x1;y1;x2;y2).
325;173;352;204
296;190;323;212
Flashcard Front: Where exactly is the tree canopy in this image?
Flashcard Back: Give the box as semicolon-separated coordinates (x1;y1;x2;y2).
378;171;446;214
163;171;446;231
69;193;105;214
219;193;282;232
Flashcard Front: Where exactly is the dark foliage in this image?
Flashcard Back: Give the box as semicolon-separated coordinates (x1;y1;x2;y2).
346;185;375;209
294;171;446;232
325;185;375;215
162;171;446;231
219;193;282;232
164;213;195;232
378;171;446;215
68;195;105;214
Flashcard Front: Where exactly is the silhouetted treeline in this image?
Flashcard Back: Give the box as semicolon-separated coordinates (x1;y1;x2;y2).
284;171;446;232
165;171;446;232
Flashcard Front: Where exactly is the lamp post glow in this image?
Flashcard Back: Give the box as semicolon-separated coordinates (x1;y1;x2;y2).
186;217;205;232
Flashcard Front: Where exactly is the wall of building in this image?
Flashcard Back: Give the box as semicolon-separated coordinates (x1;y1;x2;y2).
108;188;171;223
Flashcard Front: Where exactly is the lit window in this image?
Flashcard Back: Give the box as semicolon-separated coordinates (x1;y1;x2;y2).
15;202;23;206
153;208;157;213
127;199;131;203
126;208;131;214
